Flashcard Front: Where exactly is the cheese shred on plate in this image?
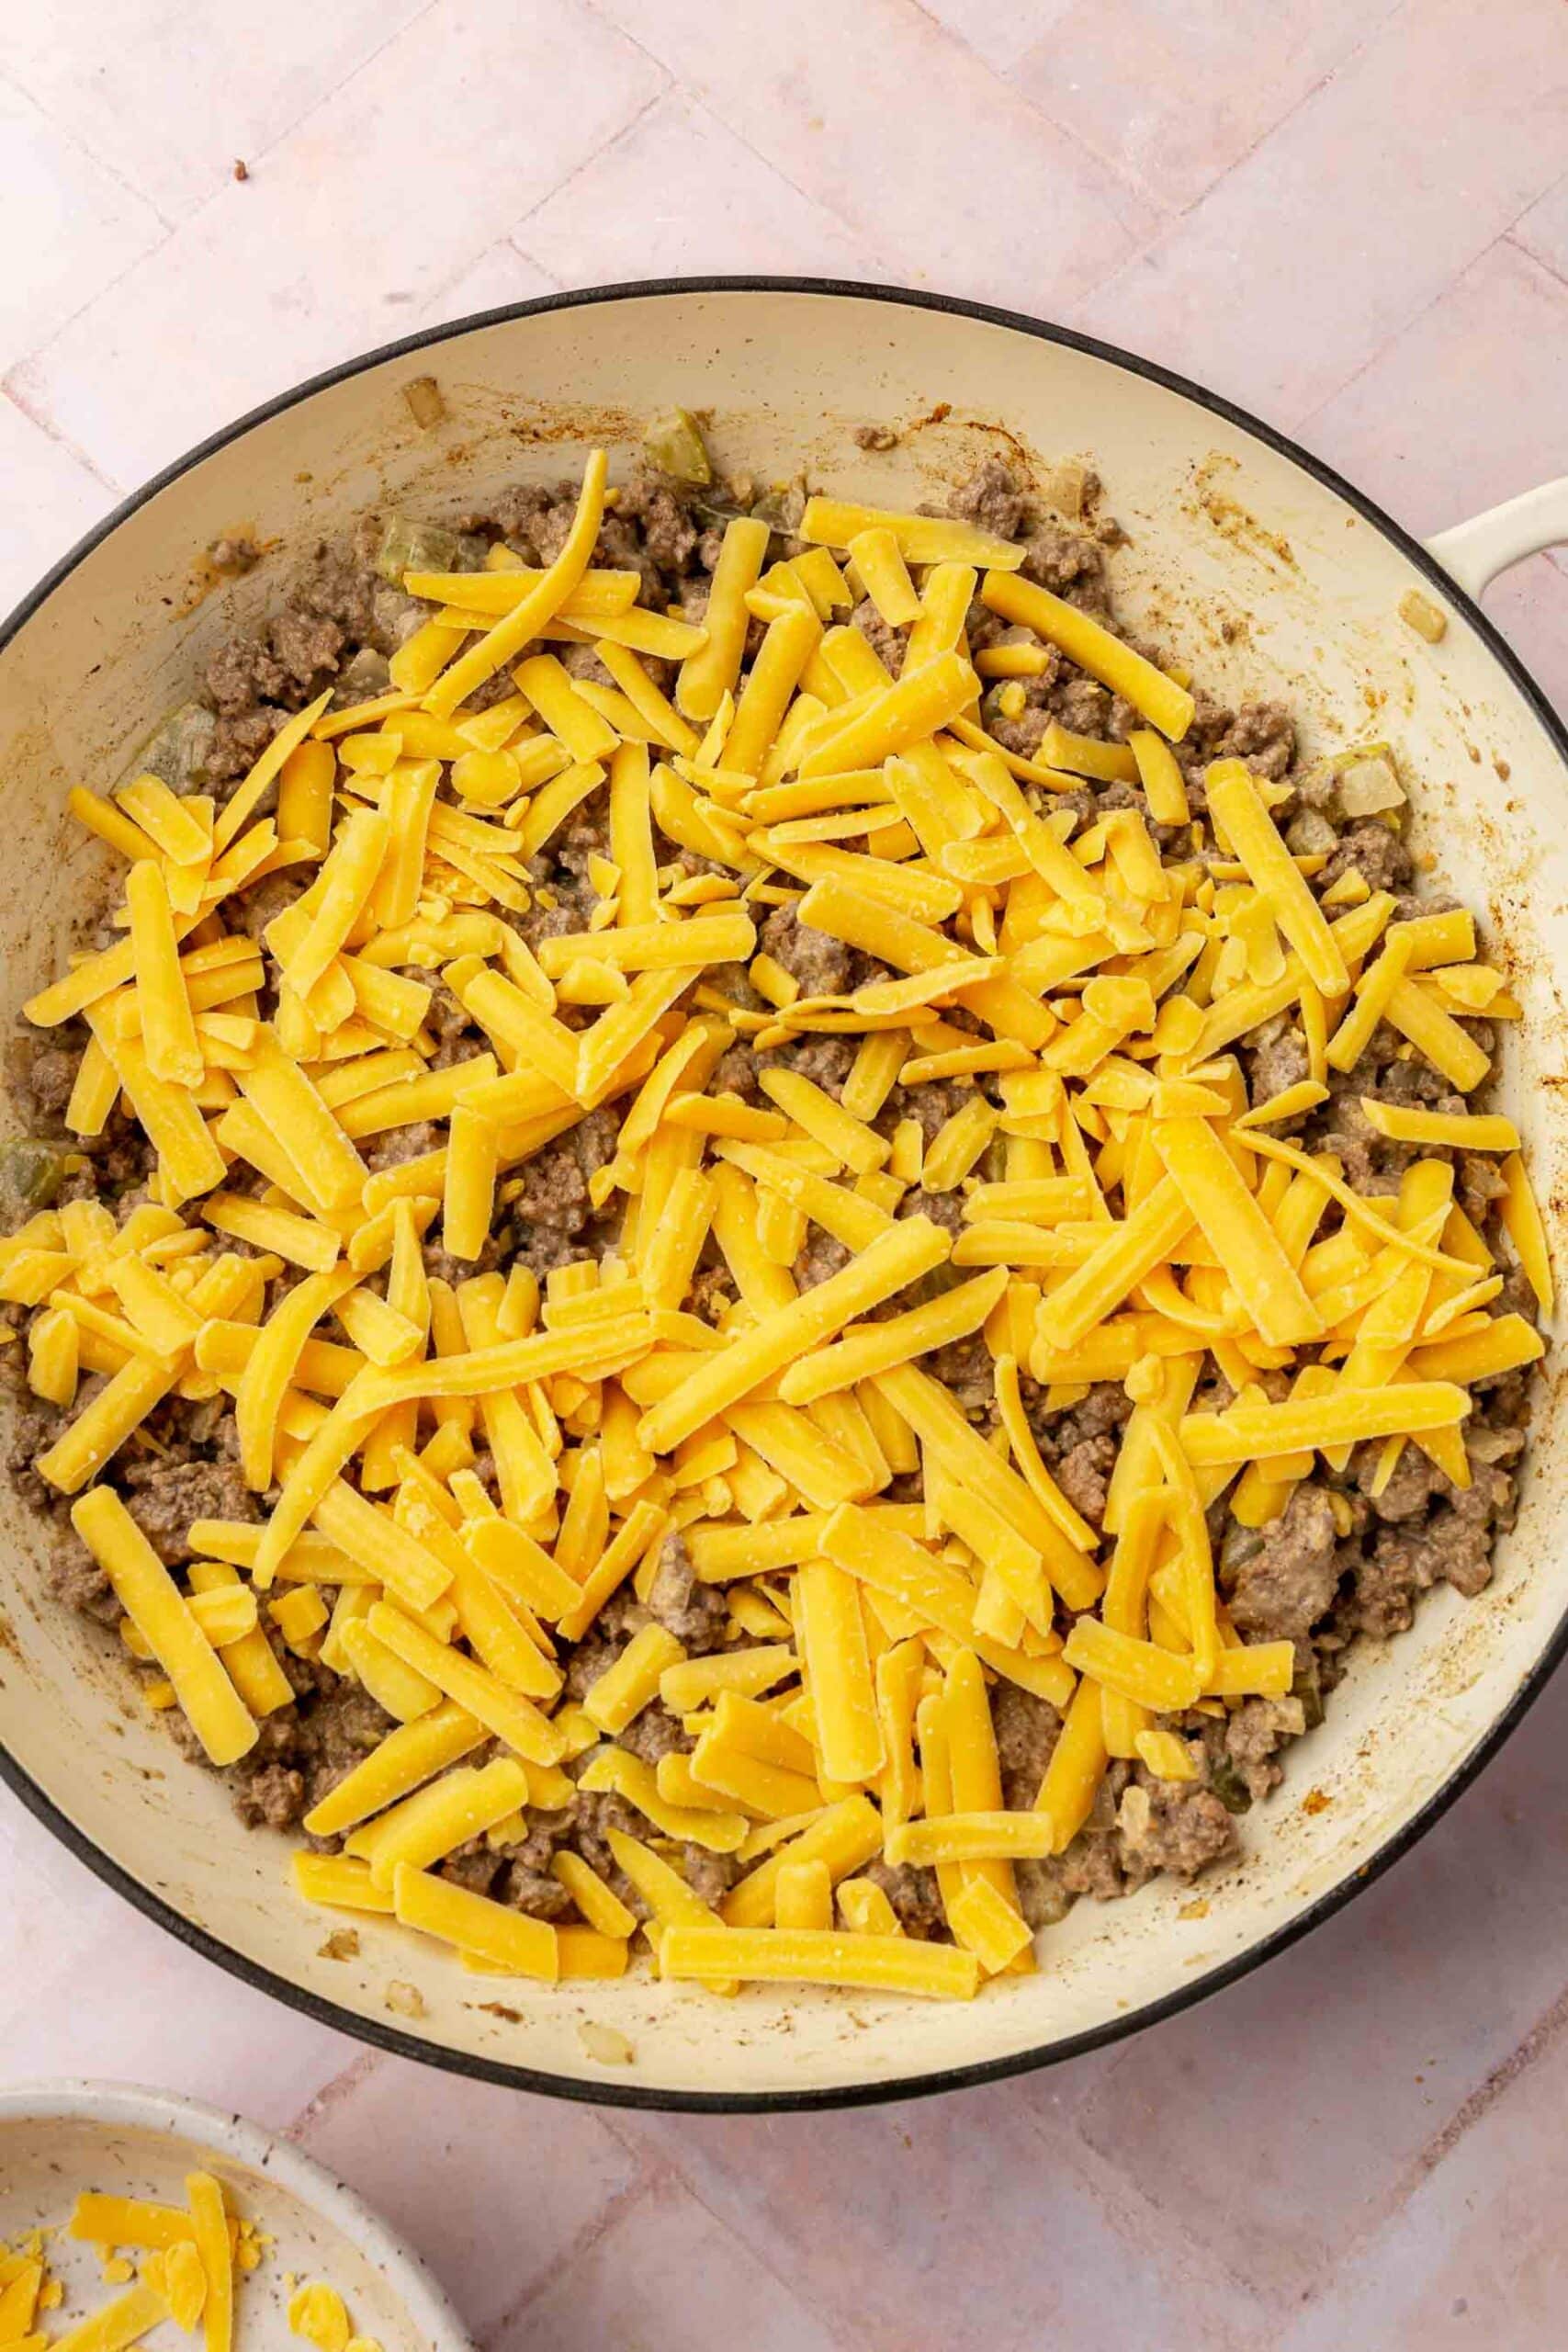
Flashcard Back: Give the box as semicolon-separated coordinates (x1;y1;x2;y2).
6;429;1548;2013
4;2169;380;2352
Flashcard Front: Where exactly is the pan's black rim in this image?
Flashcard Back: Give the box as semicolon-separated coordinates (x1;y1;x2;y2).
3;274;1565;2114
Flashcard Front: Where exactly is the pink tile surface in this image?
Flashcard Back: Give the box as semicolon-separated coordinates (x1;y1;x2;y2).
291;2058;640;2337
589;0;1156;309
496;2175;849;2352
1074;1677;1568;2315
0;0;433;220
1514;172;1568;283
7;0;665;488
0;1800;355;2125
1301;239;1568;537
0;80;166;378
1077;0;1568;426
1475;558;1568;725
1298;236;1568;710
915;0;1077;76
407;243;562;335
1015;0;1404;213
1285;1986;1568;2349
512;90;894;288
5;6;1568;2346
0;392;117;594
606;2077;1226;2352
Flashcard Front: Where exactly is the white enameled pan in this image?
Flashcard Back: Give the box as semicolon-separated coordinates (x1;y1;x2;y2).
1;280;1564;2109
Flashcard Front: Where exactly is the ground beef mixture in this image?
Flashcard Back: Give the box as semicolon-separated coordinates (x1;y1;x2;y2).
1;438;1540;1970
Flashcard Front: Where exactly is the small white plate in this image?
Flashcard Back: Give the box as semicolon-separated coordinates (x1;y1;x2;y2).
0;2083;471;2352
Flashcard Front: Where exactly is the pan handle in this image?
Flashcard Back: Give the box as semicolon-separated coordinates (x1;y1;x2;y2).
1425;476;1568;599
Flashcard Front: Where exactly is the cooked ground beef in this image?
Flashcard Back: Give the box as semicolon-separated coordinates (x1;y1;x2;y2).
924;1332;994;1418
1224;1487;1341;1644
1245;1015;1310;1108
950;458;1029;543
850;594;908;677
782;1035;858;1098
616;1699;689;1766
7;1033;79;1120
680;1844;745;1906
992;1684;1060;1810
1344;1461;1515;1637
1221;1696;1308;1804
1021;519;1103;600
865;1857;945;1937
45;1527;119;1625
5;443;1538;1972
644;1532;728;1652
120;1457;257;1567
795;1229;852;1291
759;901;857;998
882;1076;970;1145
1117;1775;1239;1879
1055;1435;1116;1526
1321;819;1412;895
508;1109;618;1274
231;1675;393;1830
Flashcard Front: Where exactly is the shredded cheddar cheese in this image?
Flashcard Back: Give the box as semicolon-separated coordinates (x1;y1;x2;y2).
1;2173;382;2352
11;439;1544;2016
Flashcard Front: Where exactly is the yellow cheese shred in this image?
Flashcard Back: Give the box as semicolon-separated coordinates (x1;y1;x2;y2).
72;1488;256;1767
660;1922;980;1998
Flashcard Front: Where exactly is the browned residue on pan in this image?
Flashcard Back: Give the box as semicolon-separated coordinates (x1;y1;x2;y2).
444;390;644;451
1186;452;1297;570
832;406;1052;496
174;523;278;616
903;400;953;435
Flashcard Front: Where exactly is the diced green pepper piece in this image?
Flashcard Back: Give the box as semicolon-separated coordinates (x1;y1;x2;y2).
126;701;218;794
748;480;807;535
1291;1653;1325;1732
1208;1757;1253;1815
334;646;391;701
0;1140;67;1213
374;514;465;585
644;409;713;488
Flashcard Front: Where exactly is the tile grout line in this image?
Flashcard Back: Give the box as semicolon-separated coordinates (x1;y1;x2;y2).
1251;1966;1568;2320
0;46;190;431
1288;237;1510;447
1035;0;1407;228
0;62;178;234
1292;221;1568;492
277;2045;384;2140
559;21;908;287
4;0;637;489
1499;151;1568;254
1505;222;1568;299
0;381;124;497
499;232;567;290
1010;2091;1282;2331
591;2112;866;2352
0;0;449;410
1078;0;1416;311
506;76;672;252
1383;1971;1568;2219
3;0;444;240
475;2156;666;2348
220;0;447;187
410;232;567;326
898;0;1171;231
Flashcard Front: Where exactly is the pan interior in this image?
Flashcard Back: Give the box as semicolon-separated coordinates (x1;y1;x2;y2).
0;283;1562;2106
